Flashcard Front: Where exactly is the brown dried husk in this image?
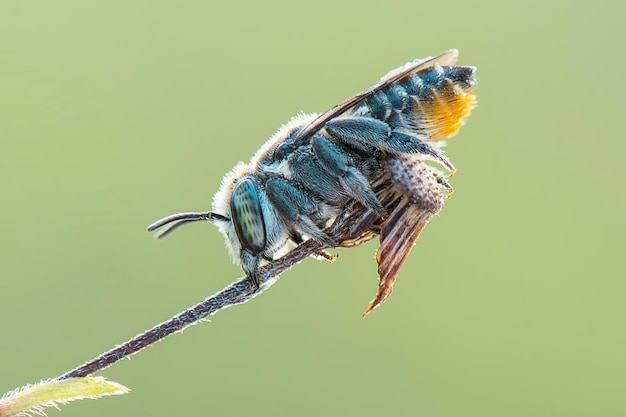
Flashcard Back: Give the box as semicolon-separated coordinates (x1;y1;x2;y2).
335;154;446;315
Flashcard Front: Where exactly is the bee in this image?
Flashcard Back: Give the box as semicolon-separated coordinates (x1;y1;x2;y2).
148;49;476;307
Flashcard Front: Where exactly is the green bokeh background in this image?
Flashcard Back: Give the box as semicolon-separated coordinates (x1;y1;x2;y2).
2;1;624;416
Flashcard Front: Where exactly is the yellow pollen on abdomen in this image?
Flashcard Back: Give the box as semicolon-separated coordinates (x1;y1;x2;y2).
417;86;476;141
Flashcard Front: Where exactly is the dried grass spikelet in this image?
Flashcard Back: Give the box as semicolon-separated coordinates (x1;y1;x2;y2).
366;155;445;314
336;154;447;315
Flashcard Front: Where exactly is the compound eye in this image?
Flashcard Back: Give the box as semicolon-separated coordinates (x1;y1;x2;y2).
230;178;267;254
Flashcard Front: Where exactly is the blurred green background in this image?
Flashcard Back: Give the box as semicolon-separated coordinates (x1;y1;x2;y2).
2;1;624;416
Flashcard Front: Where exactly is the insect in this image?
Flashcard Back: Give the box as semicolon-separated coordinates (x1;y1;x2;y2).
148;49;476;310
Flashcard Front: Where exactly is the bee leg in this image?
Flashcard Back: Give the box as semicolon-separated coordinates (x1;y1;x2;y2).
389;131;456;175
325;117;455;174
314;250;338;262
369;224;382;234
311;135;385;216
325;116;436;155
290;231;336;261
248;271;260;290
265;178;335;247
324;117;391;153
433;171;454;198
240;250;261;290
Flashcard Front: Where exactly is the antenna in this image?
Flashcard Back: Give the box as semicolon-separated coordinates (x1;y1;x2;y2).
147;211;229;239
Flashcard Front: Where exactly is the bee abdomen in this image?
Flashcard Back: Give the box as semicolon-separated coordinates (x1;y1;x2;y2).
368;91;393;120
403;65;476;140
365;65;476;141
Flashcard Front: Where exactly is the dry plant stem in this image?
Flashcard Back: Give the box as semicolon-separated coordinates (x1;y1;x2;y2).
57;278;257;380
57;202;364;381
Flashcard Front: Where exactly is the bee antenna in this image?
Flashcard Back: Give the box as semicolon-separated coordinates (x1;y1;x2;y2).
146;211;229;240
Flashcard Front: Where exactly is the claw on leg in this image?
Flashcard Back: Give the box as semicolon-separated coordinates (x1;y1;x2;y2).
314;250;338;262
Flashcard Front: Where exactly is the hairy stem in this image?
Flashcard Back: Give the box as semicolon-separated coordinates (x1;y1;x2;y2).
56;209;358;380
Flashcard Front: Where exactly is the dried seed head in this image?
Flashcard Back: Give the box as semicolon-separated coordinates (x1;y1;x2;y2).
363;155;447;315
387;155;445;213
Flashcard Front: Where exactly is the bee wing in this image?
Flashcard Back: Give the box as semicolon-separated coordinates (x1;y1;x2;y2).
378;49;458;82
293;49;459;143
